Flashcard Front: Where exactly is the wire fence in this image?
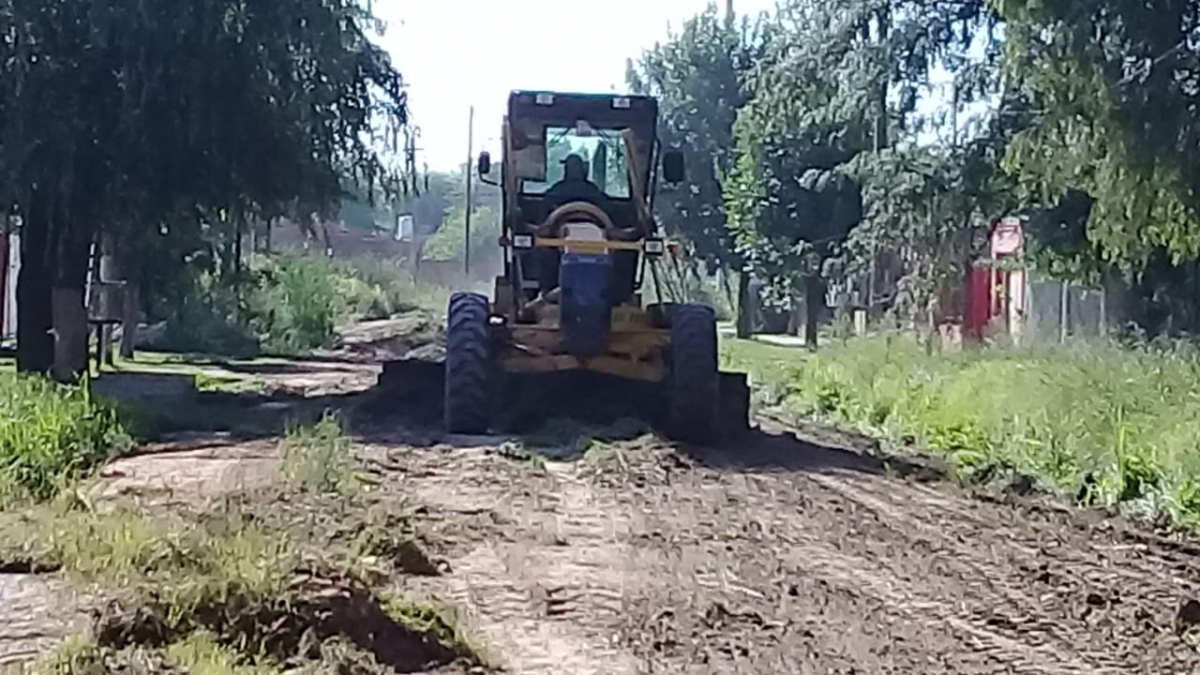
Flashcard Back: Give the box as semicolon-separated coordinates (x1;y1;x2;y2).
1023;278;1114;343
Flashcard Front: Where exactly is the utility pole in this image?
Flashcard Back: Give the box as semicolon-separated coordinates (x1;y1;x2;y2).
464;105;475;277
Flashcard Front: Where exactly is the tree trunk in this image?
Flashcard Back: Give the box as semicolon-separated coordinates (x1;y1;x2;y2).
119;283;139;358
51;232;92;383
788;289;802;337
803;276;824;350
52;286;88;382
16;194;54;374
735;270;753;339
114;240;140;359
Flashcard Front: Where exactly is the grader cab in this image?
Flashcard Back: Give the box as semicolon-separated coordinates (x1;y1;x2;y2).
442;90;750;444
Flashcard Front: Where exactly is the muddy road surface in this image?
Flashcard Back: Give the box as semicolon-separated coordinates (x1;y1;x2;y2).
359;421;1200;675
353;347;1200;675
4;316;1198;673
361;314;1200;673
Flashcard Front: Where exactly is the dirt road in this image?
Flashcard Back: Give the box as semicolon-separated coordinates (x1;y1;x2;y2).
4;341;1199;672
360;417;1200;674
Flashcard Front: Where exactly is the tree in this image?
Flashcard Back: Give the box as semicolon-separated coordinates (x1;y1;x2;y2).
723;0;1003;345
998;0;1200;268
617;0;1200;340
626;4;776;334
0;0;408;377
627;5;774;267
986;0;1200;334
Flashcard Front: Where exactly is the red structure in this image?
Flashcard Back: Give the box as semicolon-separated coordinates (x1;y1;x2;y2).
965;217;1025;342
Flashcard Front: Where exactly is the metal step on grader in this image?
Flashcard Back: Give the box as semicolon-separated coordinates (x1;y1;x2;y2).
383;90;751;444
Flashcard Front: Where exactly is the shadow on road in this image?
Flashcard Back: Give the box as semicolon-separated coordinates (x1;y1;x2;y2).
215;359;365;376
123;368;946;487
675;422;947;483
130;388;372;444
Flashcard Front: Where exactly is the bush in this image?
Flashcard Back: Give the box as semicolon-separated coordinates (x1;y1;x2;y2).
247;253;347;354
741;334;1200;529
159;252;452;357
0;373;131;501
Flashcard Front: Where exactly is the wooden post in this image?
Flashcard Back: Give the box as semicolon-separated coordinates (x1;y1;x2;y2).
98;235;118;366
1098;285;1108;337
119;282;138;359
1059;281;1069;342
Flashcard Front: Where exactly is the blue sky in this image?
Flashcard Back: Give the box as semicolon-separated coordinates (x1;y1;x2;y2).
374;1;777;171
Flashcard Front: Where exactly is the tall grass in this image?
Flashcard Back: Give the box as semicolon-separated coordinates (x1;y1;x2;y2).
730;334;1200;529
161;252;453;357
642;258;736;322
0;373;130;501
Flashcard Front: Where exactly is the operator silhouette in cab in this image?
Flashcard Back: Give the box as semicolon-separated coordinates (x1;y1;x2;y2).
545;154;607;210
535;153;609;295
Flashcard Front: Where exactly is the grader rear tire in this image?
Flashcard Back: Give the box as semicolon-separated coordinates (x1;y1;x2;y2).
444;292;491;434
667;303;721;444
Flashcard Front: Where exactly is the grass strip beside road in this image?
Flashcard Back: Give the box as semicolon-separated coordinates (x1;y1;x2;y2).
0;413;483;674
723;334;1200;530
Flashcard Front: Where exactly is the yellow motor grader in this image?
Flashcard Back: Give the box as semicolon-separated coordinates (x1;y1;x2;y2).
426;89;750;445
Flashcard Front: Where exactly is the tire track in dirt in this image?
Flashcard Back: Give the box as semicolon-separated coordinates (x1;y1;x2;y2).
806;472;1200;671
617;468;1076;673
387;446;641;674
606;432;1200;674
0;575;74;666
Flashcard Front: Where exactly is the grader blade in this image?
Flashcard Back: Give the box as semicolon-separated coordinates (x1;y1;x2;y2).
376;357;447;427
719;371;752;438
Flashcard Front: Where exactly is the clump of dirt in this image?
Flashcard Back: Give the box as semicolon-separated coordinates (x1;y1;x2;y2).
333;312;445;363
90;568;472;674
330;506;445;576
0;558;63;574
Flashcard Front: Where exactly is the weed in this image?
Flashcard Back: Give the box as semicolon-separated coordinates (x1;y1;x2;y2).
155;252;453;358
0;373;130;502
492;441;548;472
281;412;355;494
727;333;1200;528
14;489;480;675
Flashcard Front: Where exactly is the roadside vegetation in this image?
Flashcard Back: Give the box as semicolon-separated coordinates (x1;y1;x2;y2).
0;374;132;504
0;414;482;674
155;252;451;358
726;334;1200;531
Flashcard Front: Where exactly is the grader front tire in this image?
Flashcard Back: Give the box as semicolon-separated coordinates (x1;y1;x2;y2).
667;303;721;444
444;292;492;435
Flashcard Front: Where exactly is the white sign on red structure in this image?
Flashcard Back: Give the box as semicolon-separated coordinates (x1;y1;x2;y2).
991;216;1024;257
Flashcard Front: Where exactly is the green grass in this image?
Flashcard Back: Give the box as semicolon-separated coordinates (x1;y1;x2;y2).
281;412;357;493
0;372;131;503
725;333;1200;530
157;251;454;358
9;417;483;674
